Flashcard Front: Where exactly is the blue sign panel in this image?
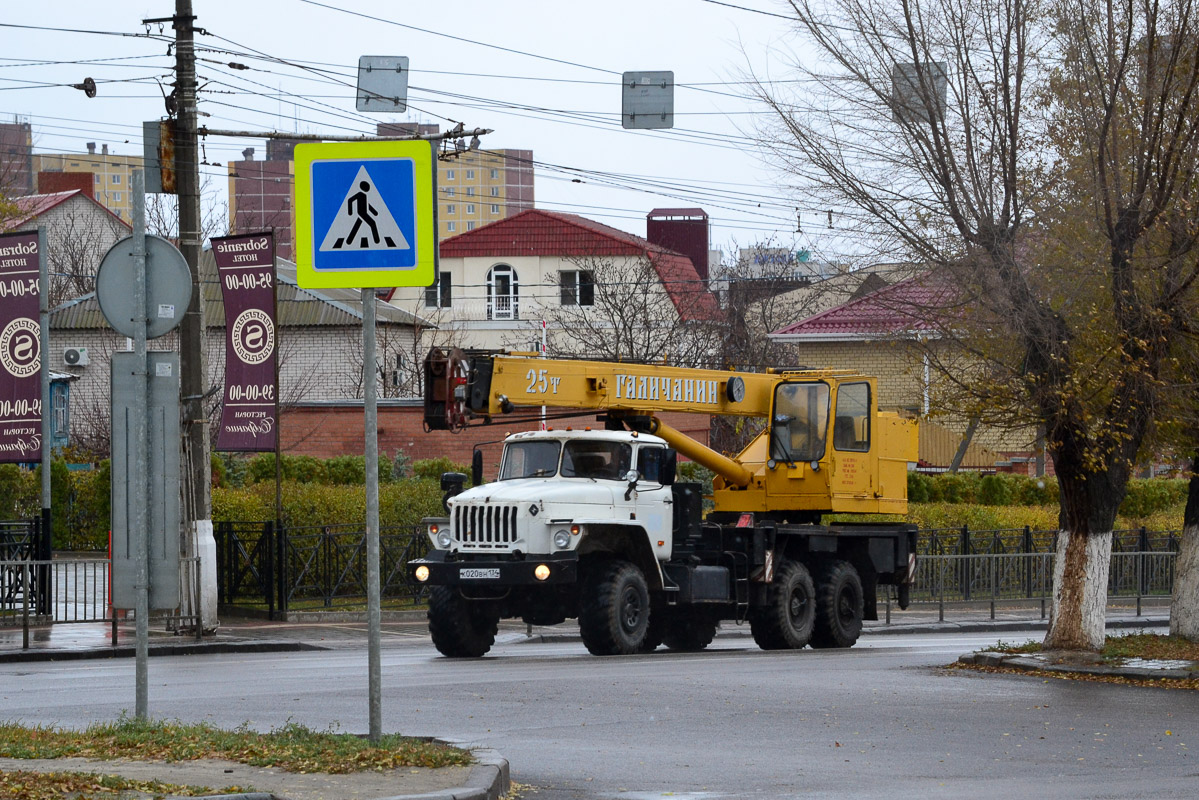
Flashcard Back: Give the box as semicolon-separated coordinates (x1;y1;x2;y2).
309;157;418;271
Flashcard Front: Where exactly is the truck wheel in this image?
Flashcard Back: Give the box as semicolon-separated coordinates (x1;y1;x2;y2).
810;560;864;648
663;612;718;652
749;559;815;650
427;586;500;658
579;560;649;655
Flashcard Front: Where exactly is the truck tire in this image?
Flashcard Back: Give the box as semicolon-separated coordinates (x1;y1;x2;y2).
663;612;718;652
810;560;864;648
579;560;649;656
749;559;815;650
427;586;500;658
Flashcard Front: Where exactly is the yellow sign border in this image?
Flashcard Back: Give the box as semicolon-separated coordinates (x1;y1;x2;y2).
293;139;437;289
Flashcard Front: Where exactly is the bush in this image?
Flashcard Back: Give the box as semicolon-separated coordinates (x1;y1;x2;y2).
412;457;472;481
213;478;446;528
0;464;38;519
324;455;395;485
907;472;931;504
1119;478;1188;519
978;474;1012;506
246;454;327;484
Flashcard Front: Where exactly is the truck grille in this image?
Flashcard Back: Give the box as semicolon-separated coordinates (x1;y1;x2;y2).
453;504;519;547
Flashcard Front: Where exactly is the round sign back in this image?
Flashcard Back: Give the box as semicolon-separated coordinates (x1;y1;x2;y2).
96;234;193;339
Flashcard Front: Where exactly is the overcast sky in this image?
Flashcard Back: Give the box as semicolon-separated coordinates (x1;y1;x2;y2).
2;0;825;260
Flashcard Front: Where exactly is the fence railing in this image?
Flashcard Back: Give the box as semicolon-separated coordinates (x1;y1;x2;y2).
215;521;429;615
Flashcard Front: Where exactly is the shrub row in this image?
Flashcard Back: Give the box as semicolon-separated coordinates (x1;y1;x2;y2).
0;461;110;551
907;471;1187;518
213;453;472;488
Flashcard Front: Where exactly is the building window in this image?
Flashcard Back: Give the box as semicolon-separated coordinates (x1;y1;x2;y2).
447;221;456;232
93;174;100;183
466;204;475;214
466;187;474;197
490;168;499;179
113;192;122;202
490;186;499;197
445;187;455;197
466;169;475;179
487;264;519;320
467;221;475;231
446;169;455;180
446;204;456;214
424;271;452;308
112;174;121;184
490;204;500;214
560;270;594;306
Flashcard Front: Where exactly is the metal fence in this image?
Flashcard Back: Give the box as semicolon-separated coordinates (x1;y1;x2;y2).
215;521;429;616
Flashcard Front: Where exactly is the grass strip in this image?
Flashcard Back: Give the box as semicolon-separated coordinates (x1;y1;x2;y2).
0;769;245;800
0;718;471;774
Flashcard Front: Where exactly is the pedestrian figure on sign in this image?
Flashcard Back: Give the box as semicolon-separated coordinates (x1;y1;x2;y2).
335;180;388;249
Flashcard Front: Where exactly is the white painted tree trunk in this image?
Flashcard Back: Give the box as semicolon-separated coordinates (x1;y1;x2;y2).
1044;529;1112;651
1170;523;1199;641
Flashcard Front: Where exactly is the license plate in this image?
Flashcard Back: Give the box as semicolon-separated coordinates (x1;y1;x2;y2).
460;568;500;579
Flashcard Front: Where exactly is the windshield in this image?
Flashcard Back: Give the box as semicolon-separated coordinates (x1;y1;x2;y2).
771;382;830;463
561;440;633;481
499;440;561;480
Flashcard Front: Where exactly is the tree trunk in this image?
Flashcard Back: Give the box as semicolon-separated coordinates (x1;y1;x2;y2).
1169;454;1199;641
1044;530;1113;651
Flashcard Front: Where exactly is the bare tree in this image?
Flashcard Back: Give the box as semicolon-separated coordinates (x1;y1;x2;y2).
754;0;1199;650
541;253;721;366
42;201;127;306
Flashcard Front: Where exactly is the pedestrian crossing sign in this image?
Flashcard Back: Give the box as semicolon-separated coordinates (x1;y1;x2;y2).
294;140;437;289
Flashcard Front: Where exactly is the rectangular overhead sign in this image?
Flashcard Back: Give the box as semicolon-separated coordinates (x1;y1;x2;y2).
0;231;42;463
212;232;278;452
294;139;437;290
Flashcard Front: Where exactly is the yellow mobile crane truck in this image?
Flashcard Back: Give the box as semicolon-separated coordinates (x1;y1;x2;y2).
409;348;918;657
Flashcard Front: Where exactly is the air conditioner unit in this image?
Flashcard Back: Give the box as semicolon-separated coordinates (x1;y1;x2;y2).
63;347;89;367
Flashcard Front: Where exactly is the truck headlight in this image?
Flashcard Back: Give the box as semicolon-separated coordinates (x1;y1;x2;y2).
414;565;430;582
534;564;551;581
553;530;571;549
435;530;452;549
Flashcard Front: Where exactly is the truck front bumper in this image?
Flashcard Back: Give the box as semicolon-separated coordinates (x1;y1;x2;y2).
409;551;579;586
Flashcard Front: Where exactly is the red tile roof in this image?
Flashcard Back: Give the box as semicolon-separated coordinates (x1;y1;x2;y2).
3;190;130;232
440;209;721;321
771;273;952;339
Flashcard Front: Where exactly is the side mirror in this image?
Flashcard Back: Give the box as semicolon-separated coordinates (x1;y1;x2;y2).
440;472;467;514
471;449;484;487
661;449;677;486
624;469;639;501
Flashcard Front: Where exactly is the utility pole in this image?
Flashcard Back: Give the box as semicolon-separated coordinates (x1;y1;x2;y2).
172;0;216;629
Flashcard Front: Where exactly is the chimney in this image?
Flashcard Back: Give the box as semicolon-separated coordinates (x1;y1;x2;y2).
242;147;255;161
646;208;711;281
86;142;96;154
101;144;108;155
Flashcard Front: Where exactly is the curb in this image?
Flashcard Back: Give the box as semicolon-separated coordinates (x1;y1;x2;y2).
166;741;508;800
514;615;1171;645
0;640;324;664
958;650;1199;680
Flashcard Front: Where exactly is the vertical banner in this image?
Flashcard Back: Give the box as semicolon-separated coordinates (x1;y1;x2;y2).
213;232;278;452
0;231;42;463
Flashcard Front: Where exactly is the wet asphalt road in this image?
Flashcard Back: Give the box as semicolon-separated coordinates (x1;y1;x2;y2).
0;625;1194;799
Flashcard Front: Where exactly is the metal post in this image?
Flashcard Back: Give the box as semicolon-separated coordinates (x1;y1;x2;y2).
194;556;202;642
989;554;996;620
938;558;945;622
22;561;29;650
38;226;51;616
362;288;382;743
131;169;150;719
885;583;891;625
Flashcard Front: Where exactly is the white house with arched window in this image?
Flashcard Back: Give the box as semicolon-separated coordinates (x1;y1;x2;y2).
387;208;720;357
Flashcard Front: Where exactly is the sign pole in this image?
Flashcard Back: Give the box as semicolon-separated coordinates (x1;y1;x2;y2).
362;288;382;742
131;169;150;719
38;226;50;586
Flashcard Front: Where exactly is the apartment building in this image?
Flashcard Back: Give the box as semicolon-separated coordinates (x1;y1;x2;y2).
33;143;142;221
